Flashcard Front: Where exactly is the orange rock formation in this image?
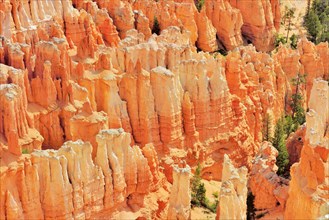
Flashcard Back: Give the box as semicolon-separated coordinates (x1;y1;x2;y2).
0;0;328;219
0;129;168;219
167;164;191;220
285;79;329;219
216;154;248;220
249;142;288;210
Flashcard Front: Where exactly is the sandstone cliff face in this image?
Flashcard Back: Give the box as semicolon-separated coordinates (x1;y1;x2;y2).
216;154;248;220
205;0;243;50
0;64;43;154
167;164;191;220
0;0;281;52
286;124;306;166
285;79;329;219
1;0;327;177
228;0;277;51
249;142;288;210
1;0;329;219
0;129;165;219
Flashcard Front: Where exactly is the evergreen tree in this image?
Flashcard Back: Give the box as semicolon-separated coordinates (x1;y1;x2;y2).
283;115;296;136
262;113;273;141
247;192;256;220
191;164;206;207
291;73;306;126
152;17;161;35
290;34;298;49
195;0;205;12
191;164;218;213
283;6;296;42
304;0;329;43
272;117;289;176
304;10;322;42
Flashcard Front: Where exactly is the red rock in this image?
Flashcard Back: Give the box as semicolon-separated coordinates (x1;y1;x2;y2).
229;0;277;51
249;142;289;210
205;0;243;50
196;8;218;52
286;125;306;166
1;1;328;218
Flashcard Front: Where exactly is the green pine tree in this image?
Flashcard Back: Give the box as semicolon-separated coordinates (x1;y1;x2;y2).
304;0;329;43
195;0;205;12
290;34;298;49
262;113;273;141
191;164;206;206
304;10;322;42
272;117;289;176
283;115;296;136
283;6;296;42
291;74;306;126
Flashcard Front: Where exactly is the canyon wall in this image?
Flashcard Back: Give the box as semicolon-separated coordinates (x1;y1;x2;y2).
285;79;329;219
249;142;288;210
0;129;169;219
0;0;328;219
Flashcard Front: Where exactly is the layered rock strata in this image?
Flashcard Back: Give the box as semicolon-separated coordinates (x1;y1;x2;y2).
0;129;165;219
1;4;328;177
0;0;329;219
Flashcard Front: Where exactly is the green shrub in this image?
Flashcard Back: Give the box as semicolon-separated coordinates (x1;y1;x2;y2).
290;34;298;49
195;0;205;12
204;198;218;213
212;191;219;199
191;164;206;206
22;149;29;154
274;34;287;47
191;164;218;213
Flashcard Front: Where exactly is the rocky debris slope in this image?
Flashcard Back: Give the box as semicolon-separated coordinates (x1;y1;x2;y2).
285;79;329;219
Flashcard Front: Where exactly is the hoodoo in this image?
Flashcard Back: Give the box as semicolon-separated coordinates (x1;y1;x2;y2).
0;0;328;219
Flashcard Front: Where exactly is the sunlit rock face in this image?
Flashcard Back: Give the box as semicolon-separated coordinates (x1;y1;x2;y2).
249;142;288;210
0;129;164;219
0;0;328;219
285;79;329;220
167;164;191;220
216;154;248;220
